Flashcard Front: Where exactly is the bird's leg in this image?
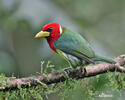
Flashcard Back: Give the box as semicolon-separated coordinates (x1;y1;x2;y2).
63;67;72;74
62;66;73;79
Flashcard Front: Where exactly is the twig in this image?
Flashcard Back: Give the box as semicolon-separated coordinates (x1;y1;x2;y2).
0;55;125;91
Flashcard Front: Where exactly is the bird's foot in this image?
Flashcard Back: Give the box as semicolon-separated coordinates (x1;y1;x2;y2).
63;67;72;74
62;67;72;79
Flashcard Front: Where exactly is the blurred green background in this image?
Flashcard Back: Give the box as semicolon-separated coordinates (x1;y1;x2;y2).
0;0;125;99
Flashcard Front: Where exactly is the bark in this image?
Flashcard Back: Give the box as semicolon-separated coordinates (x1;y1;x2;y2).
0;55;125;91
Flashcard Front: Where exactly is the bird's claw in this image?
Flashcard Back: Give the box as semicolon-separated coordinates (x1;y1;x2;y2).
63;67;72;75
62;67;72;79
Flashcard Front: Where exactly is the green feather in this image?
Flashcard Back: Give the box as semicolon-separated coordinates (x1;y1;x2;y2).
54;28;116;67
94;54;116;64
54;28;95;57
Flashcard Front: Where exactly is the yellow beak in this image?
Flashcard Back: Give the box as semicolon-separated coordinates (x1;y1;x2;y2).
35;31;50;38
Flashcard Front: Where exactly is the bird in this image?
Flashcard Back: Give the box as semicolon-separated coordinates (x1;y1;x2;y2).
35;23;116;69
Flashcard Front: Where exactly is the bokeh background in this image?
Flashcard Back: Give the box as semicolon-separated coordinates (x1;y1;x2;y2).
0;0;125;99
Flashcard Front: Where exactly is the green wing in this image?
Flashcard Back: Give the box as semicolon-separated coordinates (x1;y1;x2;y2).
53;29;95;63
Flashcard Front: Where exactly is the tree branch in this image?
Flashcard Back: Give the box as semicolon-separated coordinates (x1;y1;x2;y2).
0;55;125;91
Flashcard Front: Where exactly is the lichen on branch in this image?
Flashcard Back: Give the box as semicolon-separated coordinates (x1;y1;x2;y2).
0;55;125;91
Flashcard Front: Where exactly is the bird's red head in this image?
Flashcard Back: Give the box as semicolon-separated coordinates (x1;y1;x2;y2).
42;23;62;38
35;23;63;53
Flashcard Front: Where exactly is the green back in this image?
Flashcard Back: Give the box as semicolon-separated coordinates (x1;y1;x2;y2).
53;28;95;59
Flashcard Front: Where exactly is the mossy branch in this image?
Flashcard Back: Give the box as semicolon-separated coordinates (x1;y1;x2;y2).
0;55;125;91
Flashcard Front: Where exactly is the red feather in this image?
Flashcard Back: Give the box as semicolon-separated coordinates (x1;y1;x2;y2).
42;23;60;53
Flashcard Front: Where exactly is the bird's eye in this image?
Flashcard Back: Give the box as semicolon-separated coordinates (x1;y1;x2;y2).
46;28;53;32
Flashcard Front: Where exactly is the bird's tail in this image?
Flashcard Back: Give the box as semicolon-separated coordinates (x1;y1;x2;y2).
94;54;116;64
